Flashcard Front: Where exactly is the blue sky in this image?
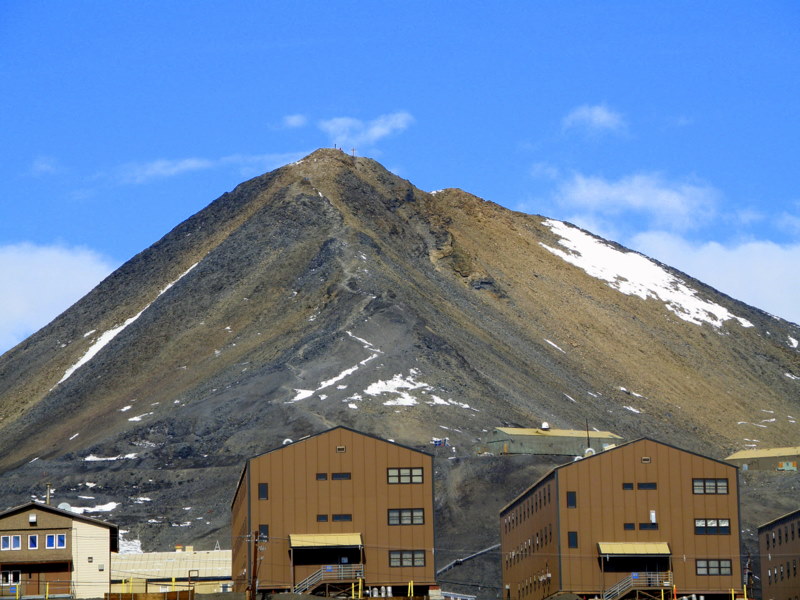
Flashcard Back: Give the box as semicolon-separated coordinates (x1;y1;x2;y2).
1;2;799;353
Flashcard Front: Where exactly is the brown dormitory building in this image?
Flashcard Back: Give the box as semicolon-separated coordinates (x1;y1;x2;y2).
758;508;800;600
231;426;436;597
500;438;743;600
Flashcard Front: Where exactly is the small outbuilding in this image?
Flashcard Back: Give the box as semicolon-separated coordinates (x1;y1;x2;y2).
725;446;800;471
110;546;232;594
486;426;622;456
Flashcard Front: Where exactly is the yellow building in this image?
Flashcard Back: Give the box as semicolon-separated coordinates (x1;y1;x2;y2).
725;446;800;471
111;547;232;594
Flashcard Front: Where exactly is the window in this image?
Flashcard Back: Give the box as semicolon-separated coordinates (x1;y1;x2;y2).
567;532;578;548
1;536;8;551
45;534;66;549
641;456;651;463
332;472;351;480
624;523;635;530
389;550;425;567
696;559;732;576
388;467;423;484
258;483;268;500
317;514;328;522
695;519;730;535
639;523;659;530
388;509;424;525
637;482;657;490
1;571;20;585
336;445;346;453
10;536;20;550
316;473;328;480
693;478;728;494
332;514;352;522
28;535;38;550
566;491;577;508
622;482;634;490
258;525;269;541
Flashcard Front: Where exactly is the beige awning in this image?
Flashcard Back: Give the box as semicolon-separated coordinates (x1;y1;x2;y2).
289;533;362;548
597;542;670;556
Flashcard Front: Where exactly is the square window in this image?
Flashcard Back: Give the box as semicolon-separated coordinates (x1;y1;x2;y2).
316;473;328;480
317;514;328;522
622;482;634;490
388;467;423;484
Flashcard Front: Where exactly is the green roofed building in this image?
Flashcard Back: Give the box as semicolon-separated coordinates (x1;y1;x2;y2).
486;426;622;456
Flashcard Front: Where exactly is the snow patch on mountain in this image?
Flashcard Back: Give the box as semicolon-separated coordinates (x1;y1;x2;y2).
56;263;199;386
540;219;753;329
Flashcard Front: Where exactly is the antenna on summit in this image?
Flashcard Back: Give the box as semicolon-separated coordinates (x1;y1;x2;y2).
351;147;356;157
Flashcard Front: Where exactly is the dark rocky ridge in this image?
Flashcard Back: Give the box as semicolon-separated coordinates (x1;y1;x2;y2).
0;149;798;596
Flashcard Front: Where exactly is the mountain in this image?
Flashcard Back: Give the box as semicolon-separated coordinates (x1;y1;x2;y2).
0;149;797;593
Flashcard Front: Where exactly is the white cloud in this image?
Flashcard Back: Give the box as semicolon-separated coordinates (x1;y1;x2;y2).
530;161;560;180
0;243;116;355
30;156;62;176
555;172;719;231
282;114;308;128
630;231;800;325
113;152;306;184
318;111;414;149
562;104;626;134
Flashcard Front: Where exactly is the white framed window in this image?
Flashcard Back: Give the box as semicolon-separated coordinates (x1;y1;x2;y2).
45;533;67;549
28;535;38;550
0;536;20;551
1;571;21;584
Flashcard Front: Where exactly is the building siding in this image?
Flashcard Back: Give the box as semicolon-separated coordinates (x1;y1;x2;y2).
231;427;436;594
758;508;800;600
500;439;742;600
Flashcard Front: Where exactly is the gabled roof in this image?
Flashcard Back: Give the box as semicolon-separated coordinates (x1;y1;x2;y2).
500;437;736;514
757;507;800;531
231;425;432;507
0;501;119;552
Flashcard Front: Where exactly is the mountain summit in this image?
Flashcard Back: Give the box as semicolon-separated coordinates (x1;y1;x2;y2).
0;149;797;587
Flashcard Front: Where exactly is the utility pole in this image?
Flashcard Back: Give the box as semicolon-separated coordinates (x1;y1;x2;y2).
249;531;259;600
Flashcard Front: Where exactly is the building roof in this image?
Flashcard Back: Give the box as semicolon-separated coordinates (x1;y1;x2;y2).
757;507;800;532
111;549;231;581
725;446;800;460
500;437;737;515
289;533;363;548
494;427;622;439
232;426;433;507
597;542;671;556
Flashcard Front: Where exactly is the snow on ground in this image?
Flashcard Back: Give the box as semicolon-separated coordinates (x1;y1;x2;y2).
84;453;138;461
69;433;79;440
118;533;143;554
623;406;642;414
789;336;798;348
56;263;199;386
540;219;753;329
544;339;566;353
786;373;799;381
68;502;119;514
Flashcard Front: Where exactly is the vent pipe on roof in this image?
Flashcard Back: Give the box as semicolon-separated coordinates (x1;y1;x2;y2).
45;483;52;505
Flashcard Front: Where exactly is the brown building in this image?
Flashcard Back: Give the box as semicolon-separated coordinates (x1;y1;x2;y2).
500;438;742;600
0;501;118;599
758;508;800;600
231;427;436;596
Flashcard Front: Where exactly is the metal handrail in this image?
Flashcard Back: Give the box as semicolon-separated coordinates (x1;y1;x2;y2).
294;563;364;594
603;571;672;600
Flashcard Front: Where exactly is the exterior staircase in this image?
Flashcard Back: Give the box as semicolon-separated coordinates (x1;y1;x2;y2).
293;564;365;594
603;571;673;600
